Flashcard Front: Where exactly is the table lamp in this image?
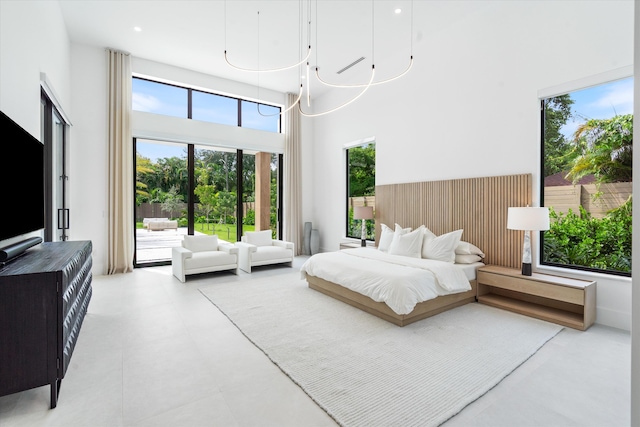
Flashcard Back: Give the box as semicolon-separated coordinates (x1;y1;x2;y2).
353;206;374;247
507;206;550;276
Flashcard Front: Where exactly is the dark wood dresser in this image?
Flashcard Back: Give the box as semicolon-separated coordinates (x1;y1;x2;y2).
0;240;93;408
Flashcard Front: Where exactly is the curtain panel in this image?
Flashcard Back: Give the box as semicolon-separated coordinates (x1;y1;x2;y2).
106;48;134;274
284;93;302;255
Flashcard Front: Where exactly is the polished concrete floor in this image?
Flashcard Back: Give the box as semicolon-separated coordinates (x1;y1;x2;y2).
0;257;631;427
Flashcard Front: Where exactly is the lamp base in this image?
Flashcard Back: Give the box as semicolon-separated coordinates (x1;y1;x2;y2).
521;262;532;276
361;239;366;247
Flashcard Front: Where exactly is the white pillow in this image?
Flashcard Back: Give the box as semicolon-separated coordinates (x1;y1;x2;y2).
378;223;410;252
455;254;483;264
183;235;218;252
378;224;394;252
455;241;485;257
421;228;463;263
245;230;273;247
389;225;424;258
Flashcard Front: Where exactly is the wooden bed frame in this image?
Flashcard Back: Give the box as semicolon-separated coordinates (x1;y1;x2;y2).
305;173;532;326
307;274;477;327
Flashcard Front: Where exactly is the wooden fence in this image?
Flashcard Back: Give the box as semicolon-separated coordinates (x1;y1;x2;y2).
352;182;631;220
544;182;632;218
136;202;255;221
348;196;376;209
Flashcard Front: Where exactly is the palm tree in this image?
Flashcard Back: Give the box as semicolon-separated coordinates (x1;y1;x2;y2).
566;114;633;184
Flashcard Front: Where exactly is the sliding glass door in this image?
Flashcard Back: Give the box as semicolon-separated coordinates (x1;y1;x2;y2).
41;89;70;242
134;138;281;267
134;139;188;265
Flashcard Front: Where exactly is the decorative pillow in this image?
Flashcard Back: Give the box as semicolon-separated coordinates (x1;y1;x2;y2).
455;241;485;257
378;224;394;252
455;254;483;264
379;223;410;252
421;228;463;263
389;225;425;258
183;235;218;252
245;230;273;247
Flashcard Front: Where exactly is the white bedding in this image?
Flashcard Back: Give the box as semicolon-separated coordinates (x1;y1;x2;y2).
300;247;477;315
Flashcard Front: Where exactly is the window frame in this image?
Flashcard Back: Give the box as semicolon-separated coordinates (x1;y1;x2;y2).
345;138;376;241
132;76;282;133
538;70;633;278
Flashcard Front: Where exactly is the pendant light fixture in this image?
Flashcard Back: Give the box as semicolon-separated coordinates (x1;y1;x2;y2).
223;0;413;117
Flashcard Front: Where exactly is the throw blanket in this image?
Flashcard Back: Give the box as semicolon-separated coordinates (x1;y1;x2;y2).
300;248;471;315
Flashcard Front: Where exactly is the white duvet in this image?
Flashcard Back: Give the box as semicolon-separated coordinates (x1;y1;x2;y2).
300;247;472;315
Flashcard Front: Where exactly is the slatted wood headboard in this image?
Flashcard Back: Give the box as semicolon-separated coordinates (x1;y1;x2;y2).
375;174;532;269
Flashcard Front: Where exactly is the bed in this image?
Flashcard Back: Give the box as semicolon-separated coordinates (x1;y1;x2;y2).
301;173;533;326
301;244;482;327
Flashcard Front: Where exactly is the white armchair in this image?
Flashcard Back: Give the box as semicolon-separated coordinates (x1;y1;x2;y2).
235;230;294;273
172;235;238;282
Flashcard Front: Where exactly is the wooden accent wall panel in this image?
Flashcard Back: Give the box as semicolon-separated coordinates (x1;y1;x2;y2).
375;174;531;270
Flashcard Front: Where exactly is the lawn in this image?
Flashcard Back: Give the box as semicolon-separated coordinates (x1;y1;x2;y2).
135;221;257;241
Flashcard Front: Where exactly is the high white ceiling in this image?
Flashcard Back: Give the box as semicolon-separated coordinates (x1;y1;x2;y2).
58;0;430;97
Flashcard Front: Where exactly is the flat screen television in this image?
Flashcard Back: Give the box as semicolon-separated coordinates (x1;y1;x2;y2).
0;111;45;242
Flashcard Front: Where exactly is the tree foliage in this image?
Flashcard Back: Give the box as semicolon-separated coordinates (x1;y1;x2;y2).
348;144;375;197
543;95;575;177
161;186;184;218
566;114;633;184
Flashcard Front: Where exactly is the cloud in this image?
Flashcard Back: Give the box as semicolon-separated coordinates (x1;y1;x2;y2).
585;78;634;116
132;93;162;112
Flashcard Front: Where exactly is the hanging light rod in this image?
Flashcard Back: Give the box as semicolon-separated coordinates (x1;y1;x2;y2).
316;56;414;88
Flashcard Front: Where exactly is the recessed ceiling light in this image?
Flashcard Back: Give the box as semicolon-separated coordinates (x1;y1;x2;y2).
394;8;402;14
134;26;142;32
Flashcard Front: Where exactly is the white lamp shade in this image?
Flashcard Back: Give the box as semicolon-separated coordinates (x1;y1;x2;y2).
354;206;374;220
507;207;550;231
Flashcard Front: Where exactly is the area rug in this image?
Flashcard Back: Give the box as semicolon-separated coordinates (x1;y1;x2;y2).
199;272;563;427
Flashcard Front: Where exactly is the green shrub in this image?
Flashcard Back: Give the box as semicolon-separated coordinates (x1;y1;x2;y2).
542;199;632;273
244;209;255;225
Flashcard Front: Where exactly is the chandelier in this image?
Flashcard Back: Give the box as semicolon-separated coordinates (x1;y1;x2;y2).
223;0;414;117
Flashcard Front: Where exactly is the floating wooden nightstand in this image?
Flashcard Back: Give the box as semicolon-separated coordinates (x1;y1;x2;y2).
476;265;596;330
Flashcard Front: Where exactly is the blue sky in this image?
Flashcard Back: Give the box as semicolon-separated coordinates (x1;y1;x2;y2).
559;77;634;140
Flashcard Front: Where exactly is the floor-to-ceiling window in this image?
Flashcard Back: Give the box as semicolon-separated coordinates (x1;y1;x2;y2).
132;76;282;266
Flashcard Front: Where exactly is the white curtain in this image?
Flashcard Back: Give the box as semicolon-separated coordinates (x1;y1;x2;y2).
106;48;134;274
284;93;302;255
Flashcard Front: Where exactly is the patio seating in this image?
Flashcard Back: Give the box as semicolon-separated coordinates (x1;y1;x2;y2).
143;217;178;231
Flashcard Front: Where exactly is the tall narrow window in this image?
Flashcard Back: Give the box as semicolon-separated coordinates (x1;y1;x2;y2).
346;142;375;241
541;77;633;276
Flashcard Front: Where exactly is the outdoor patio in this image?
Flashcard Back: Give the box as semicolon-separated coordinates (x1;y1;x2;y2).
136;227;191;263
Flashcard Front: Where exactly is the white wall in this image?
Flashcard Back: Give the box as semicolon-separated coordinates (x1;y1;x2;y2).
305;1;635;330
631;0;639;423
0;0;71;249
68;44;108;273
0;0;70;132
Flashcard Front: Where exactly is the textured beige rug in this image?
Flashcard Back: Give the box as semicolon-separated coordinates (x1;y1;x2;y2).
200;272;563;427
